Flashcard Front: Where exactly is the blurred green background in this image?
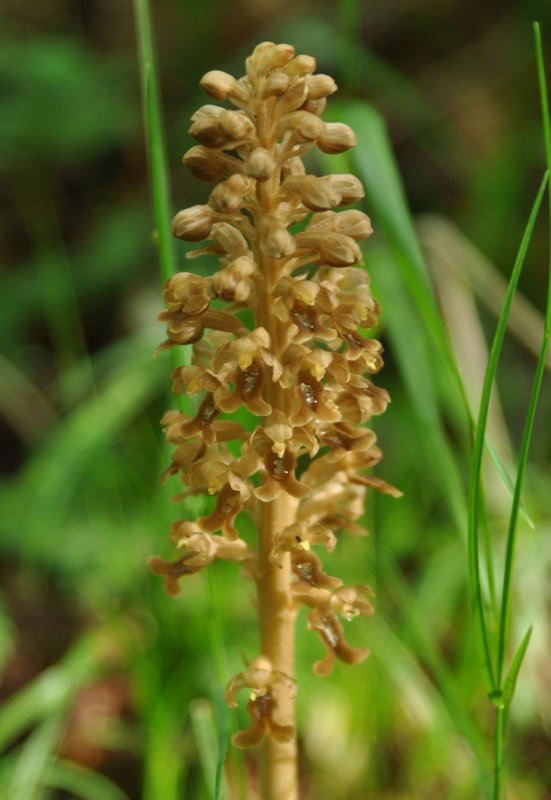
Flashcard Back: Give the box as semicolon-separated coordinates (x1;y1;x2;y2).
1;1;551;798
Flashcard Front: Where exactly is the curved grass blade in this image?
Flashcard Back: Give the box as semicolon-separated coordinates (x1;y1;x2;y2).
467;171;547;701
0;628;106;754
375;543;491;795
44;758;131;800
501;626;533;710
5;714;64;800
494;21;551;693
325;102;537;525
324;105;468;533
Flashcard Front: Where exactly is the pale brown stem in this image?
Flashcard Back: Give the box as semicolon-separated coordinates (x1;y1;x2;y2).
253;120;300;797
257;497;299;800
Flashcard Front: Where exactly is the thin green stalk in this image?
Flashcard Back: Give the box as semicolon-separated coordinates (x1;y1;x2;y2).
133;0;176;284
494;706;505;800
133;0;191;422
204;569;231;800
473;26;551;800
494;13;551;710
467;171;547;703
479;491;498;628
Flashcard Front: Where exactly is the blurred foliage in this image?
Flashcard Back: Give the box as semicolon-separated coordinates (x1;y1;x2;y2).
1;1;551;799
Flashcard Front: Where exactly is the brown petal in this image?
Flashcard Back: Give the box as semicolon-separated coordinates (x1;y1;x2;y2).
232;699;269;749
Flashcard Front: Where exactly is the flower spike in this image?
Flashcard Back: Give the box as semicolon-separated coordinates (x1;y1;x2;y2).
150;41;400;799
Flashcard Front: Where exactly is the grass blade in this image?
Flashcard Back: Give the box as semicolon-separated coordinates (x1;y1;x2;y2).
501;626;533;709
142;699;186;800
495;23;551;691
324;103;537;526
133;0;176;283
44;759;131;800
0;628;107;754
5;715;64;800
190;698;219;800
323;104;469;533
467;171;547;700
213;688;230;800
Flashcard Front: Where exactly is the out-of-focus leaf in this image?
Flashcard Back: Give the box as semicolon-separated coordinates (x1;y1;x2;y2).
0;627;109;753
3;714;63;800
0;39;134;166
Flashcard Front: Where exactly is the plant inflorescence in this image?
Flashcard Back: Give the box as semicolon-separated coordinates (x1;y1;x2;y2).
149;41;400;800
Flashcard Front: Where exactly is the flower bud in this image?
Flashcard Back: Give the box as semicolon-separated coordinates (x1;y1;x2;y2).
281;156;305;179
317;122;357;153
301;98;327;117
200;70;237;99
261;72;291;98
170;205;214;242
283;175;340;211
190;104;224;123
209;174;249;214
212;256;256;302
209;222;249;256
307;74;337;99
219;110;255;142
164;273;210;315
274;78;308;116
183;146;231;182
260;215;296;259
200;70;249;103
334;210;373;241
190;110;255;149
245;148;276;181
318;233;363;266
259;43;295;73
285;55;316;76
276;110;323;142
249;42;277;69
189;117;229;148
326;174;365;205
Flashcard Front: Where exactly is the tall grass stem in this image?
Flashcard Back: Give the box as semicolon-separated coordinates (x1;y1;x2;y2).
133;0;176;283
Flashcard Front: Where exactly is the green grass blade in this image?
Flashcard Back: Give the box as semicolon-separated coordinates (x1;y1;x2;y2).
483;436;534;530
324;102;535;525
190;698;219;800
44;759;131;800
501;626;533;709
0;629;106;753
368;246;467;533
335;102;456;371
375;543;492;796
495;25;551;690
325;103;469;533
5;715;64;800
133;0;188;414
467;171;547;700
213;688;230;800
203;570;231;800
133;0;176;283
142;699;186;800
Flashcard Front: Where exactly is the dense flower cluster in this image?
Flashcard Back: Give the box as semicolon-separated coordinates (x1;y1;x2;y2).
149;41;400;751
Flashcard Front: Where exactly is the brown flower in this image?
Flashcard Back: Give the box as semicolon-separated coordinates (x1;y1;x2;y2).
225;655;296;749
307;607;370;676
213;328;281;416
270;520;336;567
